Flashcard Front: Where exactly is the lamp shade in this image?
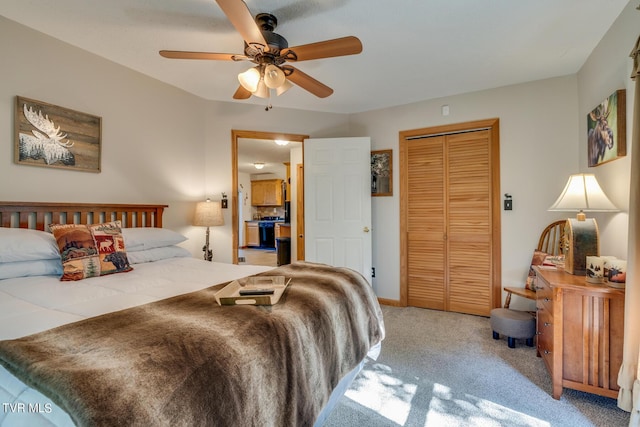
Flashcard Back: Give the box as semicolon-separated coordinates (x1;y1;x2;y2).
253;79;270;99
238;67;261;93
264;64;286;89
276;79;293;96
548;173;618;212
193;199;224;227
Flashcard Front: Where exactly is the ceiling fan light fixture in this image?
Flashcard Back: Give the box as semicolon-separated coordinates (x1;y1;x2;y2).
275;139;289;146
253;162;265;169
276;79;293;96
238;67;261;92
161;4;363;103
253;79;270;98
264;64;286;89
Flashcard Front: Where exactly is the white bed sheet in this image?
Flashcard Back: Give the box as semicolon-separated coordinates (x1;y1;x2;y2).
0;257;272;427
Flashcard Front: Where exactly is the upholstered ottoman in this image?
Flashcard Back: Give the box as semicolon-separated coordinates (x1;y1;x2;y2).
490;308;536;348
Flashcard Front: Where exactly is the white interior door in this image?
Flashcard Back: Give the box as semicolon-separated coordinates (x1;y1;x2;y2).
304;137;372;283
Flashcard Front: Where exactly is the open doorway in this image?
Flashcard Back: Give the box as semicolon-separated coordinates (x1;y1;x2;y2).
231;130;308;265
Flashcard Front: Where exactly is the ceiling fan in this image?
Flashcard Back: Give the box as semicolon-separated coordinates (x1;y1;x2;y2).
159;0;362;101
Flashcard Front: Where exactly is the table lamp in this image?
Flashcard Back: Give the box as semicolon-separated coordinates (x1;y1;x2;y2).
548;173;618;275
193;199;224;261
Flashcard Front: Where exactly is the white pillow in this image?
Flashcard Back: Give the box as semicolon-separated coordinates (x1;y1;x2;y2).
121;228;187;252
0;228;60;262
0;259;63;280
126;246;191;264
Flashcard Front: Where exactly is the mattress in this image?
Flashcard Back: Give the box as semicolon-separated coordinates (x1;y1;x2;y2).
0;258;272;427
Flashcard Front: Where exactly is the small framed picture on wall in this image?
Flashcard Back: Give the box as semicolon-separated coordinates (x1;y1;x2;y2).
587;89;626;167
371;149;392;196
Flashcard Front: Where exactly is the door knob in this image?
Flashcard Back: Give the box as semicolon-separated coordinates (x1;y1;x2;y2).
363;226;370;233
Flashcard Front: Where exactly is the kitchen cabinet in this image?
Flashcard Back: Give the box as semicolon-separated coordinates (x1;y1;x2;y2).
245;222;259;247
275;223;291;239
534;266;624;399
251;179;284;206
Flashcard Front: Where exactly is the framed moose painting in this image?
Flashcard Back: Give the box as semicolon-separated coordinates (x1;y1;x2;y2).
587;89;626;167
14;96;102;172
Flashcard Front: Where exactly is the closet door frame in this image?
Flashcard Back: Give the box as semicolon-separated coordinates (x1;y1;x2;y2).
399;118;502;310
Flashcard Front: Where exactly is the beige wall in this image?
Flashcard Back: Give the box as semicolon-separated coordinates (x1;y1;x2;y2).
576;1;637;259
0;16;207;255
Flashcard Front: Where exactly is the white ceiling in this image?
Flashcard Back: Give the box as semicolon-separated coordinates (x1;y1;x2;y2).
238;138;300;175
0;0;631;114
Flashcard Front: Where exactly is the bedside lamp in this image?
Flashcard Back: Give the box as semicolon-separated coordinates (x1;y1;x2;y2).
193;199;224;261
548;173;618;275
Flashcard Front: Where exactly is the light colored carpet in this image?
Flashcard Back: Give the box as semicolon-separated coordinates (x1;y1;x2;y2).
324;305;630;427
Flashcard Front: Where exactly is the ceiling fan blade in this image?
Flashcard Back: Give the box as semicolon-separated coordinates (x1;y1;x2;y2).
281;36;362;62
159;50;247;61
285;66;333;98
233;85;252;99
215;0;269;49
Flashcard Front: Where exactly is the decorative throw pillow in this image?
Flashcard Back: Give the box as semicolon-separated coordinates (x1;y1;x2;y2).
49;221;133;281
525;250;548;291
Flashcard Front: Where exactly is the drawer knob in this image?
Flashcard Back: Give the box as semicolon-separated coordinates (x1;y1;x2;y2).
544;322;551;327
544;298;551;302
544;350;551;355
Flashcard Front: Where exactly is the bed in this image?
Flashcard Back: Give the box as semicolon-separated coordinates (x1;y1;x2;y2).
0;202;384;427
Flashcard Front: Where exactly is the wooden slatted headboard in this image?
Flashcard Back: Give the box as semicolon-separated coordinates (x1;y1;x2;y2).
0;202;168;230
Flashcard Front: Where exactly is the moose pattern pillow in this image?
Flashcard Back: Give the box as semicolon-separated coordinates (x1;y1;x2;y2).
50;221;132;281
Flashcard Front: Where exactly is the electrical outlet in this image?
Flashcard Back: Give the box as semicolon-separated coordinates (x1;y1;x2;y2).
372;267;376;278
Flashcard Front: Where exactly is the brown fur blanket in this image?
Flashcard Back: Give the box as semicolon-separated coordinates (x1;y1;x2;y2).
0;262;384;427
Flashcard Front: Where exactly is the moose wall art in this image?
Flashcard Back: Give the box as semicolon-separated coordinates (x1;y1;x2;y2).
14;96;102;172
587;89;626;167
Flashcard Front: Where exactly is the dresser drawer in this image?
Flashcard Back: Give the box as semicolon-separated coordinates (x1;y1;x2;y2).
535;272;553;312
537;307;554;370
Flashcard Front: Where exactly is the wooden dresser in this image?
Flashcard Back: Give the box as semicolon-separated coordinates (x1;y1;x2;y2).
534;266;625;399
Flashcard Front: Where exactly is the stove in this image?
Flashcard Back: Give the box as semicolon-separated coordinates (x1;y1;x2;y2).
257;217;283;248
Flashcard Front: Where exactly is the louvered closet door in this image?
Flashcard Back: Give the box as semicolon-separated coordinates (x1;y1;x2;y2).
404;129;494;316
447;130;492;316
406;136;446;310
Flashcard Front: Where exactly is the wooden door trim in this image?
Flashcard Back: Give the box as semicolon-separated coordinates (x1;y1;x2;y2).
296;163;305;260
399;118;501;309
231;130;308;264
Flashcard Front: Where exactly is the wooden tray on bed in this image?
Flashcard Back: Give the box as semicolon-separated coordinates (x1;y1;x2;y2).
215;276;291;306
